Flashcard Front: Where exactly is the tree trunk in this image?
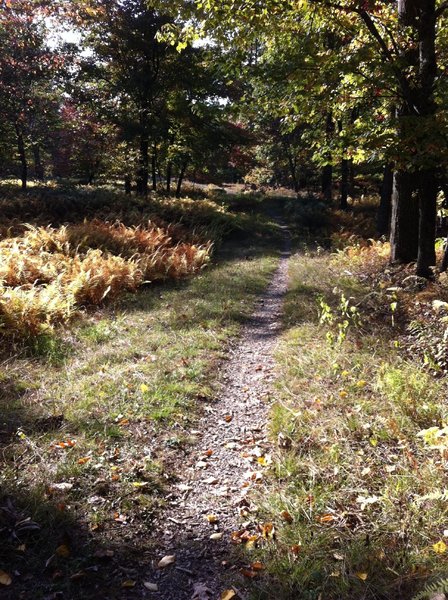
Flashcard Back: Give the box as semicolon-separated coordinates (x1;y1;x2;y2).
124;175;132;195
176;160;188;198
166;161;172;194
321;112;334;202
152;146;157;191
390;170;419;263
349;159;355;197
32;143;44;181
136;136;149;196
340;158;349;210
377;163;394;235
15;126;27;190
416;168;437;277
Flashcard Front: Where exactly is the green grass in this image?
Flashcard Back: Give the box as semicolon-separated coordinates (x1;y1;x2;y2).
245;250;448;600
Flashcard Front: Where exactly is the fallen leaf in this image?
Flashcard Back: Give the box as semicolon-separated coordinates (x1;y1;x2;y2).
224;415;233;423
78;457;91;465
55;544;70;558
49;482;73;492
140;384;149;393
240;568;258;578
356;380;367;388
121;580;136;588
333;553;344;561
0;571;12;586
433;540;447;554
319;514;335;523
206;514;218;524
204;449;213;457
221;591;236;600
290;544;301;555
280;510;293;523
196;461;208;469
210;532;223;540
144;582;158;591
251;561;265;571
356;572;368;581
259;522;275;539
158;554;176;568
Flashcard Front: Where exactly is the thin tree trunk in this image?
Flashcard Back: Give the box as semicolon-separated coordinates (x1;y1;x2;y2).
166;161;172;194
136;136;149;196
176;160;188;198
152;146;157;191
15;126;27;191
340;157;349;210
124;175;131;195
349;159;355;197
390;170;419;263
322;112;334;202
377;163;394;235
416;169;437;277
32;143;44;180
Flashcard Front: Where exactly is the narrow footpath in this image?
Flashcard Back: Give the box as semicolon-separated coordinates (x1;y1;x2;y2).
146;225;291;599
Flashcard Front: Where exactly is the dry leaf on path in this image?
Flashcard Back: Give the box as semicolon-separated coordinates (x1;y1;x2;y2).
158;554;176;568
0;571;12;586
221;591;236;600
144;582;158;591
210;532;223;540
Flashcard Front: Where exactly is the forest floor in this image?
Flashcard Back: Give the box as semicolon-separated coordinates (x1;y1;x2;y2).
2;186;448;600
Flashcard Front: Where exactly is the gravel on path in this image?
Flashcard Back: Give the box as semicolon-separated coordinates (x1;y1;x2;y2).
146;225;291;599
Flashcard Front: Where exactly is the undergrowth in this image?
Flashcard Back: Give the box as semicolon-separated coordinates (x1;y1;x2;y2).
246;231;448;599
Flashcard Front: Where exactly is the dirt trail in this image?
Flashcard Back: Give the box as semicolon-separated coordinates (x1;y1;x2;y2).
148;225;291;599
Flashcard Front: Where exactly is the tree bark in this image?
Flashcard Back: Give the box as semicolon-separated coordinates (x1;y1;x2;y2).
321;112;334;202
136;136;149;196
15;125;27;191
390;170;419;263
152;146;157;191
176;160;188;198
417;168;437;277
166;161;172;194
32;143;44;181
124;175;132;195
377;163;394;235
340;157;349;210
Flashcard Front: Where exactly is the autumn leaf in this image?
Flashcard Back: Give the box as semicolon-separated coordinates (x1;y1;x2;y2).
144;582;158;591
280;510;293;523
140;383;149;393
251;561;265;570
356;572;368;581
241;568;258;578
78;456;91;465
433;540;447;554
221;591;236;600
158;554;176;568
0;571;12;586
121;580;136;588
319;514;335;523
210;532;223;540
206;514;218;524
55;544;70;558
